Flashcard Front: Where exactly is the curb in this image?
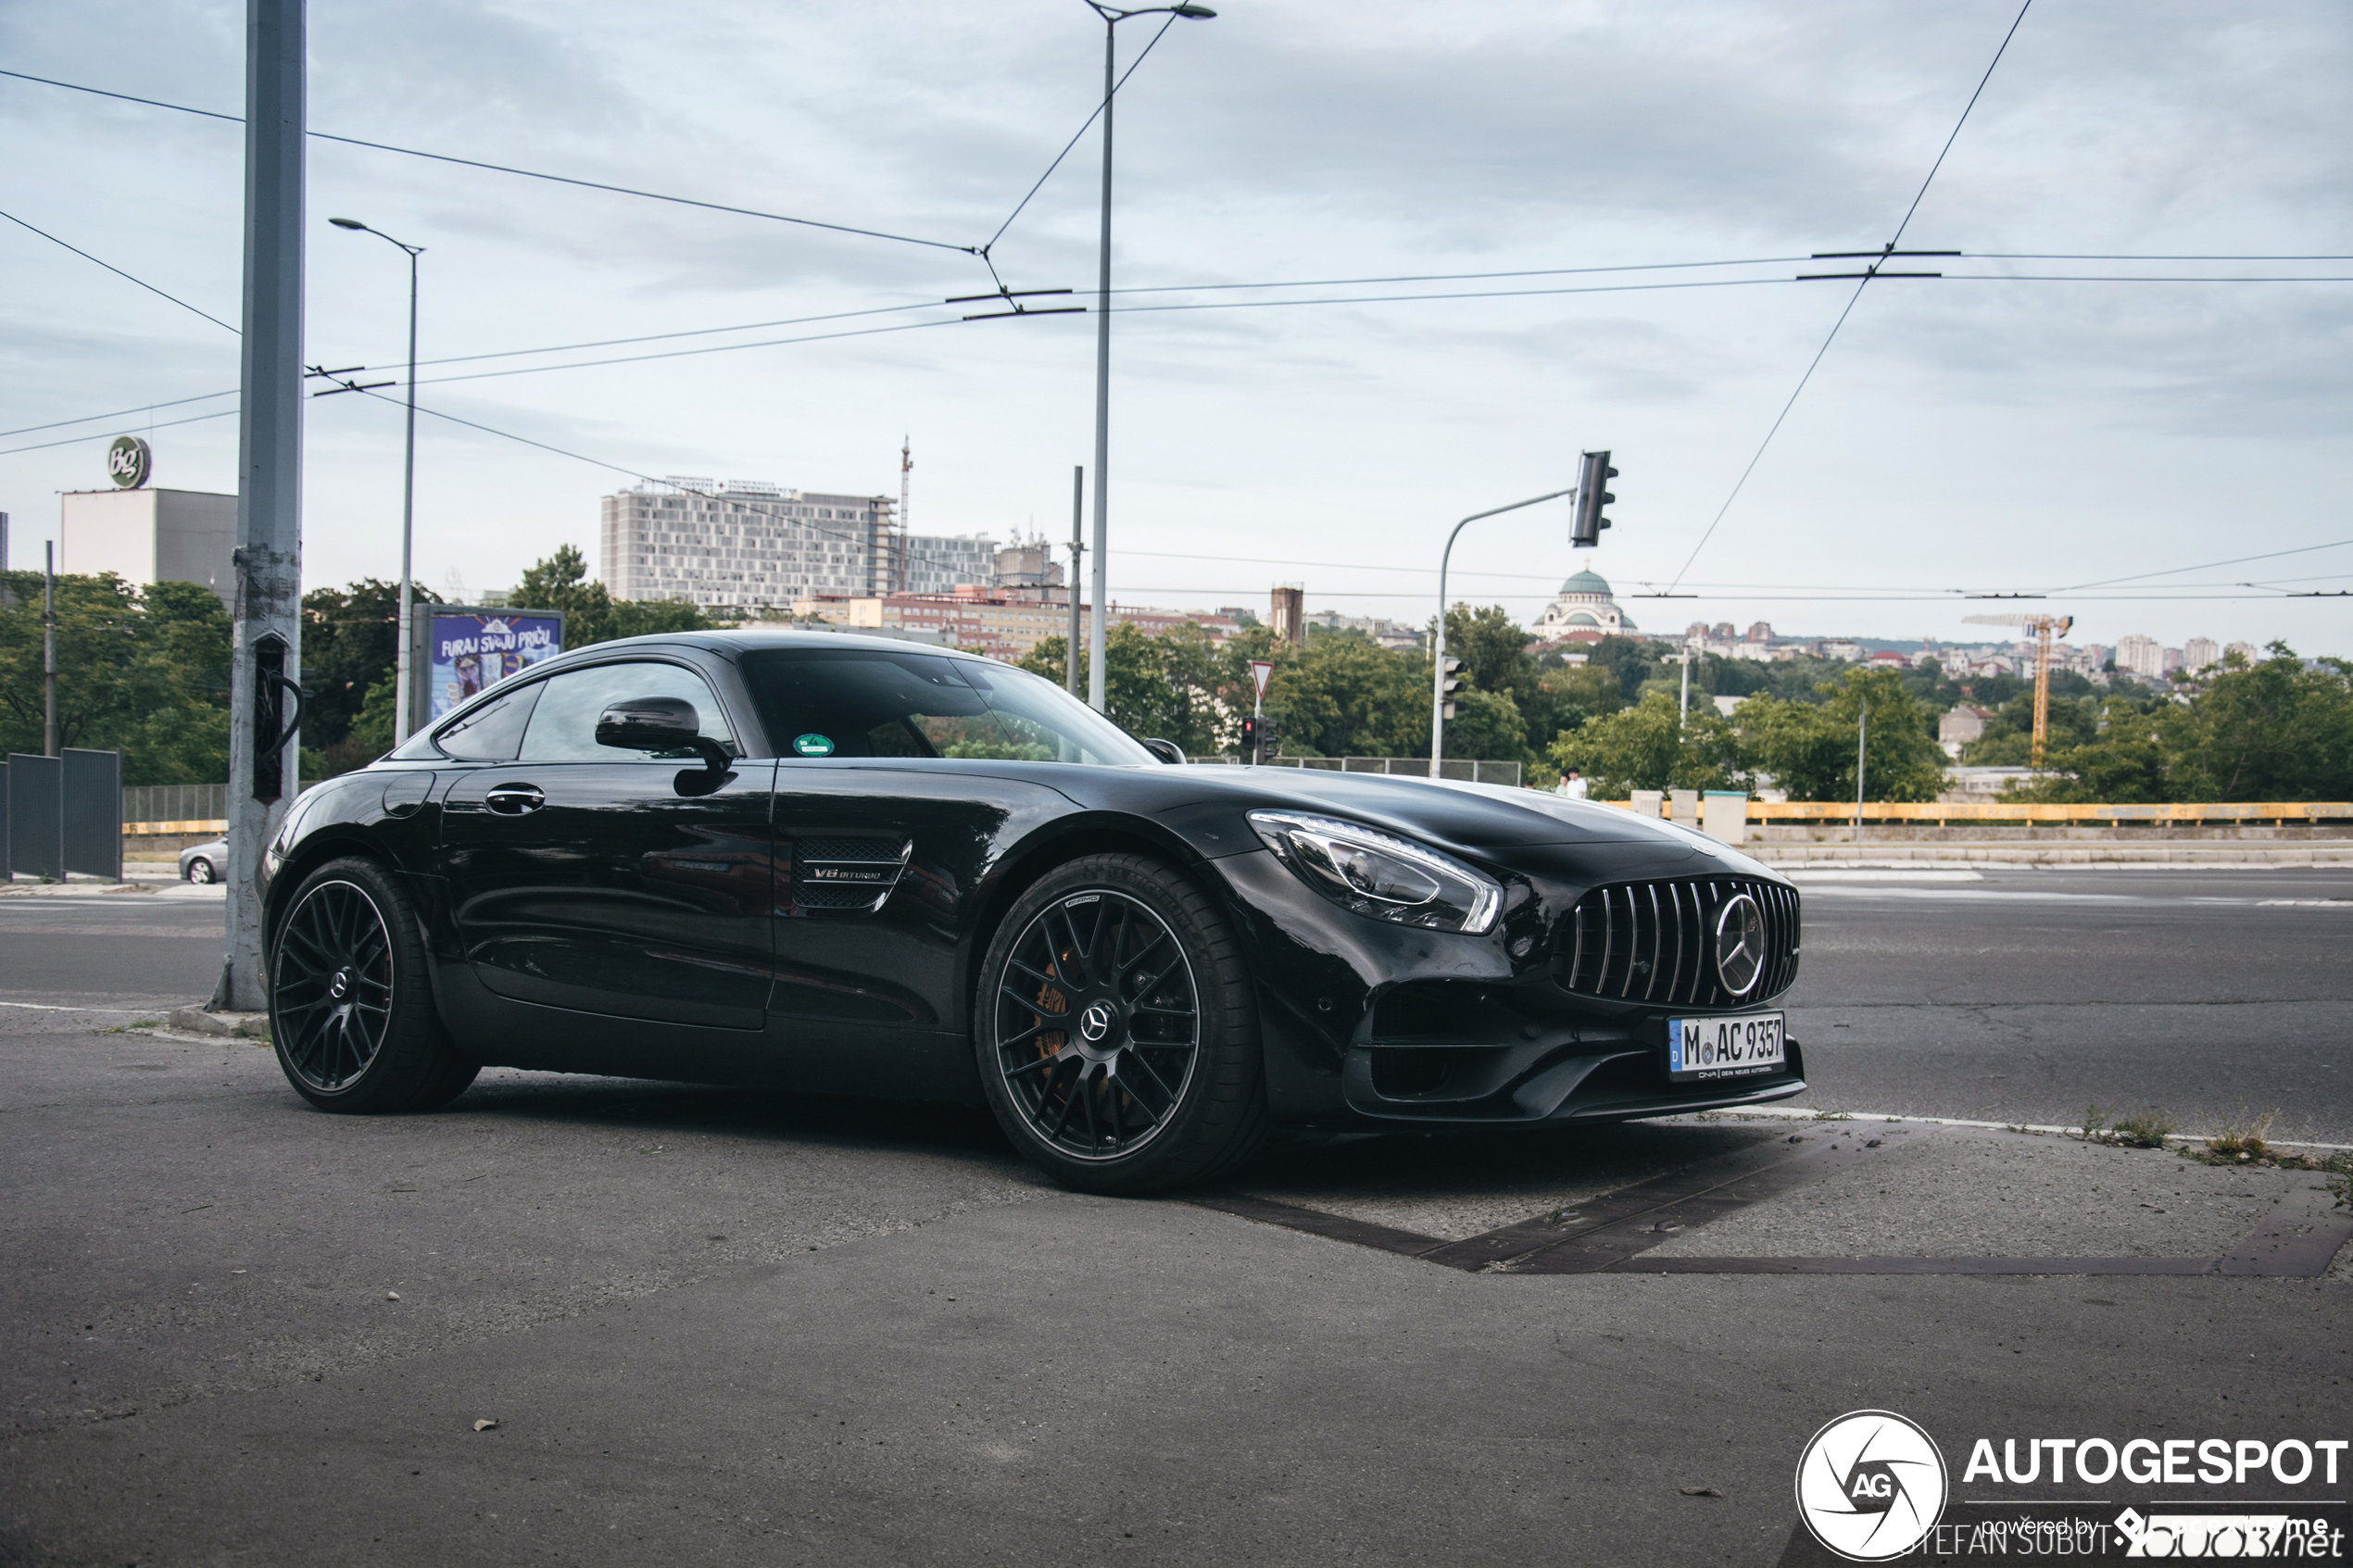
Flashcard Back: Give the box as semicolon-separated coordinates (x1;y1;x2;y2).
169;1005;271;1042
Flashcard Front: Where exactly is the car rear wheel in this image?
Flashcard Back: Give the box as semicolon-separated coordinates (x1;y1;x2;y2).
185;858;216;884
976;853;1266;1194
269;857;478;1113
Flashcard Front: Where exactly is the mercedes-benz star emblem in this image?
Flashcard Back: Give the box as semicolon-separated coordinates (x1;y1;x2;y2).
1078;1001;1115;1043
329;970;351;1000
1714;894;1767;995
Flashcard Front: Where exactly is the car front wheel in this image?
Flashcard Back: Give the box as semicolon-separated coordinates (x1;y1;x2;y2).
976;852;1266;1195
185;858;216;884
268;857;478;1113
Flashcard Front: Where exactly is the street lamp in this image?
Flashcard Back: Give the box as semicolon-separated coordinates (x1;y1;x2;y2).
1428;487;1576;777
1082;0;1216;710
328;216;425;743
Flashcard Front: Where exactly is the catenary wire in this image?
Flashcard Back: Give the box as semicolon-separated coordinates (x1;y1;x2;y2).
2047;538;2353;592
0;205;239;332
1663;0;2033;595
0;405;239;458
0;387;237;441
984;16;1176;255
0;68;977;255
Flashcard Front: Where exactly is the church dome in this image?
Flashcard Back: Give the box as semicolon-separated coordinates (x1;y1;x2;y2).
1560;568;1613;596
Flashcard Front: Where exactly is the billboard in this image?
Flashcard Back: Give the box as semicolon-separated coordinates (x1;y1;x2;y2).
409;607;566;731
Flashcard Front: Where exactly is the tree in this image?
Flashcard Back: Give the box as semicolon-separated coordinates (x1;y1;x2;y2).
301;577;440;770
1547;692;1753;797
1743;667;1946;802
513;545;715;648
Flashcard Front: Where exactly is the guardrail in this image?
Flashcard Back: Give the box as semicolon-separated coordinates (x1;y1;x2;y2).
1601;799;2353;825
1187;756;1525;786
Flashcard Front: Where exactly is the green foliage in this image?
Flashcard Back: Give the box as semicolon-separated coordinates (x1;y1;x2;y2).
514;545;719;649
1741;667;1948;803
0;571;236;784
1546;692;1753;797
2005;646;2353;803
301;577;441;771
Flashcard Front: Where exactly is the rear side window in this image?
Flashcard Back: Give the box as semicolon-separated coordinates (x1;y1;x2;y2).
741;647;1152;765
432;682;542;761
517;661;736;763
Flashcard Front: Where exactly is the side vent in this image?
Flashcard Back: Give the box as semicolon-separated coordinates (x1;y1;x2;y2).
790;834;910;914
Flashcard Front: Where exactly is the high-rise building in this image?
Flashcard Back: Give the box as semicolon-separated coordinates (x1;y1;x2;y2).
2183;637;2220;672
60;487;237;608
2112;633;2164;679
598;479;995;609
1270;585;1305;645
2225;641;2259;665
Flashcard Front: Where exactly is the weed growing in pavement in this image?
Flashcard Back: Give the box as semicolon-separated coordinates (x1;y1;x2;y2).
2325;1153;2352;1210
2200;1107;2279;1162
2075;1103;2175;1148
1810;1109;1854;1122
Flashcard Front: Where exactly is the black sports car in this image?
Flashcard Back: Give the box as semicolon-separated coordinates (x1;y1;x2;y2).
259;630;1804;1192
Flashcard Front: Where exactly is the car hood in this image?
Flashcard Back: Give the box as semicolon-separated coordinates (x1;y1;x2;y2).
1120;765;1732;856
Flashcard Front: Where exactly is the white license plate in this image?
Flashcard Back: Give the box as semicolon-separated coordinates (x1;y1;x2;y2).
1666;1011;1786;1082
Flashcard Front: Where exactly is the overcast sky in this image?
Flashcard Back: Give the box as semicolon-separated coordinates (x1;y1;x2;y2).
3;0;2347;655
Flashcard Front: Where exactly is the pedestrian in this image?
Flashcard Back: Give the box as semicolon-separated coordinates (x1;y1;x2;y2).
1556;767;1588;800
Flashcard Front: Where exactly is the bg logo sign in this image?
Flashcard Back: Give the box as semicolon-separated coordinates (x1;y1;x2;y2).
1795;1410;1949;1562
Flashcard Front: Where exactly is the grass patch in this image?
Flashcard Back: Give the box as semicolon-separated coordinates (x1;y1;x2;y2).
2203;1108;2278;1162
2076;1103;2176;1148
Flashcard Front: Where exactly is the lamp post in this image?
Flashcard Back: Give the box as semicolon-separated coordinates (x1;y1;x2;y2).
1428;487;1576;777
328;216;424;742
1082;0;1215;710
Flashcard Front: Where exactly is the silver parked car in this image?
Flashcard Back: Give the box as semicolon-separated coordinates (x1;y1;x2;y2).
180;839;226;884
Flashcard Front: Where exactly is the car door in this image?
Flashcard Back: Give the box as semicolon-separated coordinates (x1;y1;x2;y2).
436;657;777;1031
740;647;1076;1049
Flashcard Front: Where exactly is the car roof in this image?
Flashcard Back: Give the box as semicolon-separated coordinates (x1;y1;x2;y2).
543;627;996;665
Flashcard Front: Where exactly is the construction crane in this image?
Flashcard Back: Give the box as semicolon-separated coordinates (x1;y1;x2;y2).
1962;611;2075;766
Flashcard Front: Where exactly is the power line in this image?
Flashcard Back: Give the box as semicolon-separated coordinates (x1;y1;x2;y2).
0;405;238;458
403;303;943;370
984;16;1176;256
0;205;239;332
412;316;968;386
2048;537;2353;592
0;387;236;441
0;67;976;256
1664;0;2034;593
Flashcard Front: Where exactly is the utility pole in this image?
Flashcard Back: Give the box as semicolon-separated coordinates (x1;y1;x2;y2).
43;542;57;756
1066;466;1085;696
899;435;912;595
215;0;307;1015
1678;636;1694;723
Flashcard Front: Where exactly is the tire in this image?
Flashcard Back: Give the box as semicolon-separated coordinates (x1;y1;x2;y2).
267;857;479;1114
975;853;1267;1195
186;858;216;884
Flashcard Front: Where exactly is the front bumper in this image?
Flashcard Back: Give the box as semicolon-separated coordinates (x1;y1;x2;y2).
1208;843;1806;1129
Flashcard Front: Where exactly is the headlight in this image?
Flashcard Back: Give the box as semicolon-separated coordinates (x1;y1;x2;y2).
1247;810;1503;935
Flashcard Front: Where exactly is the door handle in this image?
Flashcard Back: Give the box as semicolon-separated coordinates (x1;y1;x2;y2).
484;783;545;815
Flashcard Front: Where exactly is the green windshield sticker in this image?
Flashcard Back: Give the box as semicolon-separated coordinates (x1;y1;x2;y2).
792;734;835;757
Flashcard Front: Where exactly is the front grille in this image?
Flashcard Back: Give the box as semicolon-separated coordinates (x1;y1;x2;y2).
1553;876;1800;1007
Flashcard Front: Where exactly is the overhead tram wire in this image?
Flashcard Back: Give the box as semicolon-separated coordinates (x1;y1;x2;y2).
1662;0;2034;595
0;387;237;442
0;205;239;332
2045;538;2353;593
0;406;239;458
981;16;1177;258
0;68;977;257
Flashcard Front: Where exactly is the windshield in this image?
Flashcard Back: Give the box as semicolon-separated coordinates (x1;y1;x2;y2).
740;646;1155;766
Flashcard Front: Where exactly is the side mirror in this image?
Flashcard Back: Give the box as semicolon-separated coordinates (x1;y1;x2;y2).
598;696;732;775
597;696;700;752
1141;737;1186;766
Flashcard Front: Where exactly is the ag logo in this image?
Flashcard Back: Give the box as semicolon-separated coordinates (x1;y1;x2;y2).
1794;1410;1947;1562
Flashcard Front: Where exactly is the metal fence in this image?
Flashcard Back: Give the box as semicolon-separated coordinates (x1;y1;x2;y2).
122;783;232;828
1185;755;1524;787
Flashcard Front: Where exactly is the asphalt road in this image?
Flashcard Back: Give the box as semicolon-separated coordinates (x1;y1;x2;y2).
8;867;2349;1139
1781;867;2353;1143
0;1006;2344;1567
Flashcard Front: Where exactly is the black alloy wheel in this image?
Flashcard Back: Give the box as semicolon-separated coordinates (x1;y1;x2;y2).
977;853;1266;1194
185;858;216;884
269;857;478;1113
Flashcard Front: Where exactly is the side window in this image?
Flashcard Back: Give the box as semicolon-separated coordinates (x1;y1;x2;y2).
433;682;542;761
517;661;736;763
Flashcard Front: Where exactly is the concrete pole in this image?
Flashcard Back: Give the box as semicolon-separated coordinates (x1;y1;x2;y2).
216;0;306;1014
1854;702;1868;846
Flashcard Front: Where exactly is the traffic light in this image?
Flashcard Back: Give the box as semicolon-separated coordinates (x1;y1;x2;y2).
1439;656;1463;721
1241;713;1283;765
1572;449;1617;547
